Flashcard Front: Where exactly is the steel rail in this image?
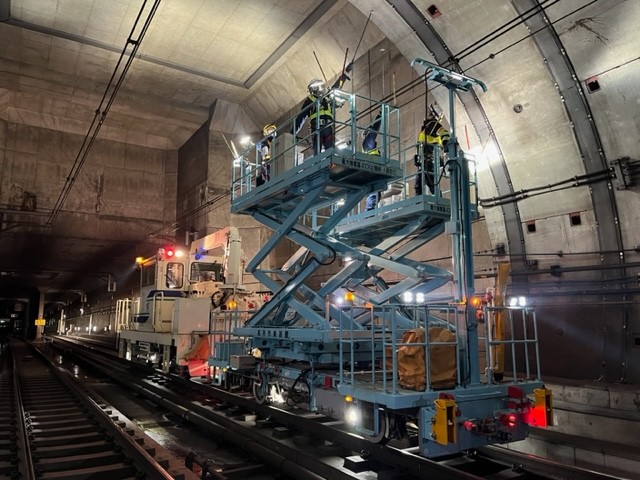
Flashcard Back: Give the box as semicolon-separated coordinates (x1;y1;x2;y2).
55;337;486;480
11;348;37;480
54;335;628;480
480;446;626;480
15;339;184;480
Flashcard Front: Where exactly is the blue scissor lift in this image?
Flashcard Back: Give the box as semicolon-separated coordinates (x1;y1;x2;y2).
231;93;406;362
223;64;550;458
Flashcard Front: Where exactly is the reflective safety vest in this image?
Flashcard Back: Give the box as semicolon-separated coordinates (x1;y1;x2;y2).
308;95;333;122
365;148;380;156
418;119;450;147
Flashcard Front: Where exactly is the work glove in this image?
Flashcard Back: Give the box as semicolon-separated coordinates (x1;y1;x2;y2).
345;61;354;73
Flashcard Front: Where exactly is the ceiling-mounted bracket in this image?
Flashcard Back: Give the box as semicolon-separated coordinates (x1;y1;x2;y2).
411;58;487;92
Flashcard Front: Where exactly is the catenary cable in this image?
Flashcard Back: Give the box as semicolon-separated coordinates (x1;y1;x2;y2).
44;0;161;233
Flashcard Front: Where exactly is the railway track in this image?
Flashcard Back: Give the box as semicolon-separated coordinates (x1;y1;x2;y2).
2;339;197;480
48;335;627;480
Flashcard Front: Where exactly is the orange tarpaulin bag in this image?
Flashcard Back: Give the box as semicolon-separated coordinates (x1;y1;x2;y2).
396;327;457;390
181;335;210;377
182;335;210;362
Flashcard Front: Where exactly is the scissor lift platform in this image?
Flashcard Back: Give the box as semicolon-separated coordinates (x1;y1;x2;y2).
335;194;452;247
231;149;402;215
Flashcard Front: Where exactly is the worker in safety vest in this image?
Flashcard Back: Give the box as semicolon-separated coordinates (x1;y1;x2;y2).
363;110;382;210
256;123;275;187
294;64;352;155
414;115;450;195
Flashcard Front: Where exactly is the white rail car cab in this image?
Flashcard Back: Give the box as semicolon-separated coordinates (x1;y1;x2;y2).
119;227;259;372
133;246;190;333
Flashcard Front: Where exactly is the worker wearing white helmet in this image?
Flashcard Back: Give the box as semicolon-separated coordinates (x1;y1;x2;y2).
294;63;353;155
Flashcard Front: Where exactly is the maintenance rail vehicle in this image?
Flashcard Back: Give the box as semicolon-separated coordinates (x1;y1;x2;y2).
216;60;553;458
63;60;553;459
114;226;265;374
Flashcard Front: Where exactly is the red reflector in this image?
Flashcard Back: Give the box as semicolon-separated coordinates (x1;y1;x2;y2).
508;385;525;399
523;405;549;427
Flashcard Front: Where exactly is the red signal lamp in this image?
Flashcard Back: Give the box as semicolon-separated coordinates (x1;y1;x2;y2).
499;413;518;429
166;248;175;258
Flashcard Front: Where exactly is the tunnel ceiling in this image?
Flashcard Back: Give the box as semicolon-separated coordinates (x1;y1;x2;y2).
0;0;638;302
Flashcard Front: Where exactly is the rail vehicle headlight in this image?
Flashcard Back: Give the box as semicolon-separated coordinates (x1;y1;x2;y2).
403;291;413;303
345;405;361;426
509;296;527;307
416;292;425;304
270;385;285;405
149;353;158;363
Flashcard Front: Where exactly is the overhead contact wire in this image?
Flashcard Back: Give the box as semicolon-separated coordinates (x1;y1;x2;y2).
461;0;599;72
45;0;162;232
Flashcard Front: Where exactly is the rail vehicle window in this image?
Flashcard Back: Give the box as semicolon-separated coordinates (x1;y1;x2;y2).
190;262;224;282
141;263;156;287
166;262;184;289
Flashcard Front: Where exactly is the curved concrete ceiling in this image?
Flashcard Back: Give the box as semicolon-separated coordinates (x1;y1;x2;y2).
0;0;638;301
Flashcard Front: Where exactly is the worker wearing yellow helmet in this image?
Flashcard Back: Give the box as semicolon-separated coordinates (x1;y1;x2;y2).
256;123;276;187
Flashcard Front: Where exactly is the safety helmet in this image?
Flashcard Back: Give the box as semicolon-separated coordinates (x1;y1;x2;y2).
263;123;276;137
308;78;327;97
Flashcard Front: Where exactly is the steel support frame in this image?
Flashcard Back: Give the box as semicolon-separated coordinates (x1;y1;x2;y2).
386;0;529;283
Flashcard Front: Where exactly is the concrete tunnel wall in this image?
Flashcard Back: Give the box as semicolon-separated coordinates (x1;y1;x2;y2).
2;22;638;383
